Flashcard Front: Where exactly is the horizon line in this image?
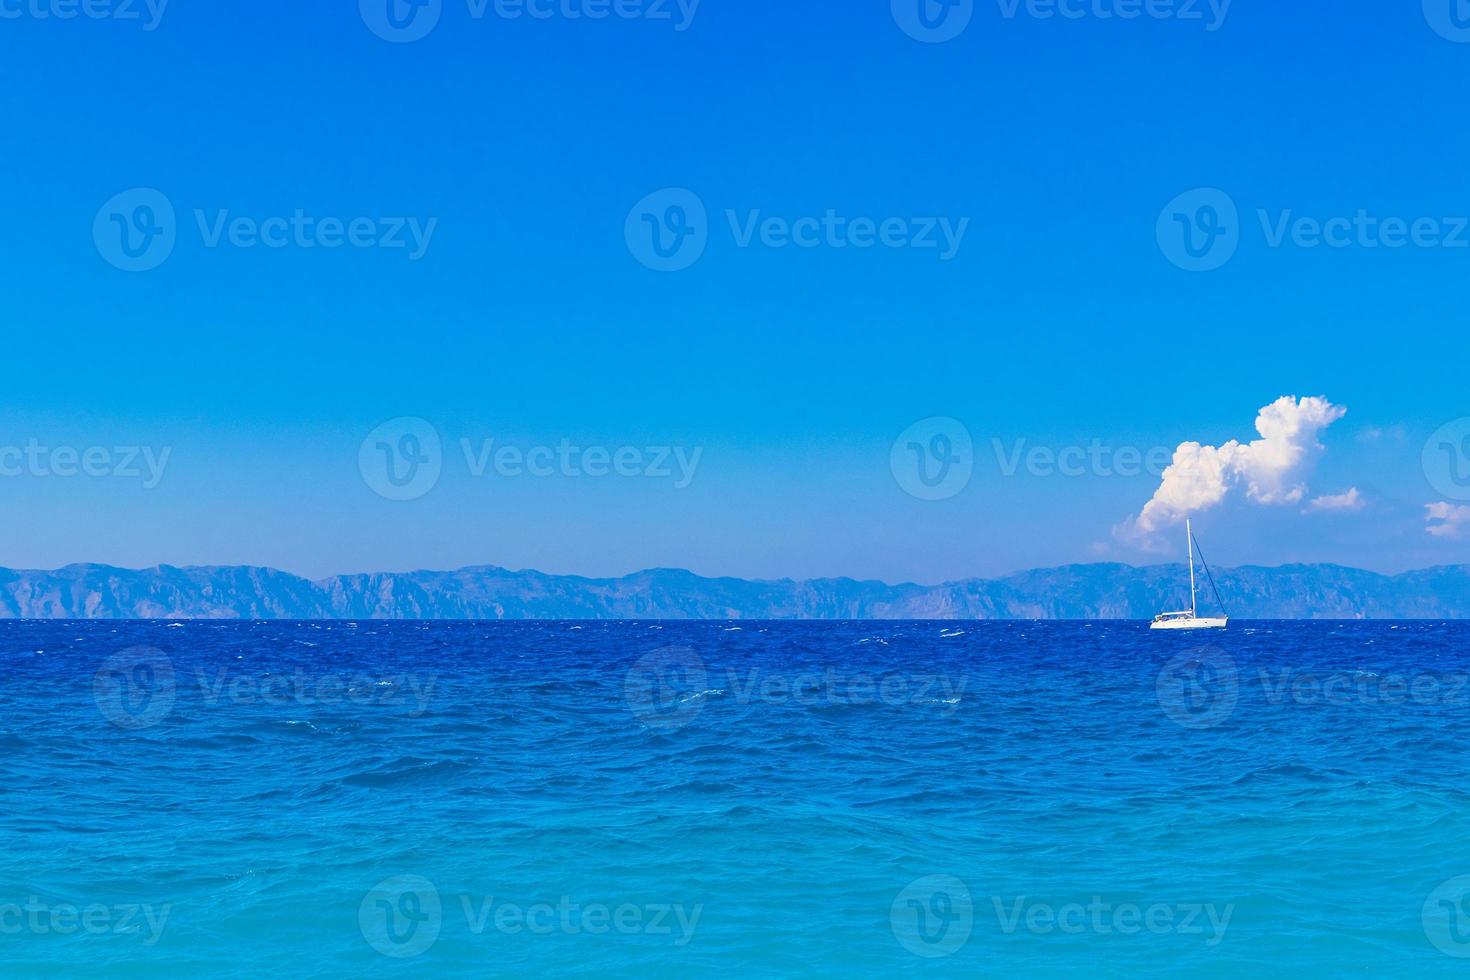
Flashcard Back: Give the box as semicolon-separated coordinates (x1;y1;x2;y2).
5;558;1463;589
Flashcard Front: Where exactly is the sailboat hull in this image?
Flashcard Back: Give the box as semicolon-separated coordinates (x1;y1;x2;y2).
1152;519;1228;632
1149;616;1228;631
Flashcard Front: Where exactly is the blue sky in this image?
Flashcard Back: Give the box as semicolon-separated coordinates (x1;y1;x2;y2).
3;0;1470;581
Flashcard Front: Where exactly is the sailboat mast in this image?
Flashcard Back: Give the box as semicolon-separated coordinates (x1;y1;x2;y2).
1187;518;1197;618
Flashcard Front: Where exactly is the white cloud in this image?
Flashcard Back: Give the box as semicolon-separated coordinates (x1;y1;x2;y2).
1126;395;1348;535
1426;502;1470;540
1356;424;1405;444
1307;488;1364;512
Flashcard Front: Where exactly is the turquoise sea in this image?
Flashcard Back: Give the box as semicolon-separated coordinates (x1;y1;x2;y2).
4;620;1470;976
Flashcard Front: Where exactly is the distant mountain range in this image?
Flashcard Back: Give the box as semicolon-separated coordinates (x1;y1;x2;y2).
1;562;1469;619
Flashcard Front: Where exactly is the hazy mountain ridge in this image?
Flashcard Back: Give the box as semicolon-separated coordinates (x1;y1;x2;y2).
2;562;1469;619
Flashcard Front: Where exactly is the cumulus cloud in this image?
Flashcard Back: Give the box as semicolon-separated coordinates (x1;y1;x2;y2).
1307;488;1364;512
1426;502;1470;539
1126;396;1348;536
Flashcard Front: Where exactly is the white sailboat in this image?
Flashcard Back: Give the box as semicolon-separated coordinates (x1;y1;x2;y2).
1150;518;1228;630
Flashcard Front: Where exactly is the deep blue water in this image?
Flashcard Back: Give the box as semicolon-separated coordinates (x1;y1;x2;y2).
4;620;1470;977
